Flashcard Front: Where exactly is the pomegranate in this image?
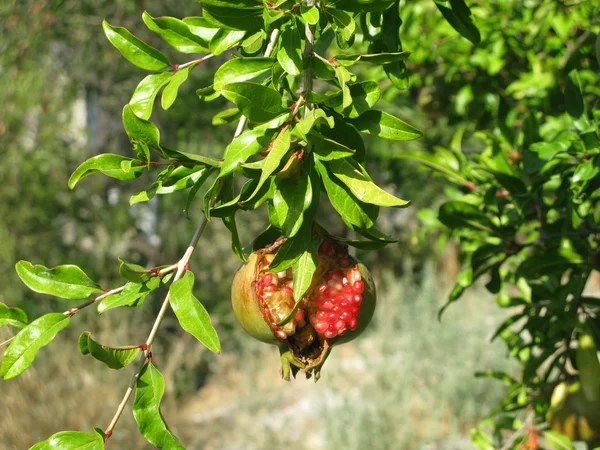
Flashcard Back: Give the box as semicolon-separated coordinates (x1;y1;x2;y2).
231;238;376;380
546;381;600;441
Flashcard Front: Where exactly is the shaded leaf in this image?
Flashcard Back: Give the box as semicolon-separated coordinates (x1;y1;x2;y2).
79;332;140;370
434;0;481;45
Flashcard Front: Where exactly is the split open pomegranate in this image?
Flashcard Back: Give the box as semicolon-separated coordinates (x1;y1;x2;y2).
231;238;376;380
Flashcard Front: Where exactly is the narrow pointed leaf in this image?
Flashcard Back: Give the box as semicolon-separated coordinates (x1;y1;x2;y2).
133;363;185;450
79;332;140;370
220;82;285;123
170;271;220;353
0;303;28;329
277;26;302;76
69;154;145;189
161;67;193;110
213;57;275;90
434;0;481;45
102;20;170;70
326;159;410;207
130;72;173;119
142;12;208;53
1;313;70;380
16;261;102;300
349;110;422;141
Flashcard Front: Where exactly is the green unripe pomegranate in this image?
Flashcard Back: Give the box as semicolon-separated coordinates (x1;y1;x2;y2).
231;238;376;380
546;381;600;442
576;329;600;402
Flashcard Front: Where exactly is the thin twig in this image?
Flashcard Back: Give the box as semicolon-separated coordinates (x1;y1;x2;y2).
302;0;316;116
0;285;127;349
103;26;283;441
499;411;534;450
172;53;215;71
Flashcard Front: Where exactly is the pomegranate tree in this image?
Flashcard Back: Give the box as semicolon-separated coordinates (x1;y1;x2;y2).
232;238;376;380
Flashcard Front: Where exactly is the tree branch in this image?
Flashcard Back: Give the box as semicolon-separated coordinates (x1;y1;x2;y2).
103;26;283;441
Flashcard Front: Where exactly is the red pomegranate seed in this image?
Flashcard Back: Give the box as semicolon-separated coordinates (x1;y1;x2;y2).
349;318;358;330
314;321;328;333
353;280;365;294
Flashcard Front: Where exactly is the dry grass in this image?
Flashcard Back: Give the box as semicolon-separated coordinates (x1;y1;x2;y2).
0;262;513;450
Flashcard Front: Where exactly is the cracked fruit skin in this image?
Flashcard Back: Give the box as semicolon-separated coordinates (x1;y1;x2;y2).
546;382;600;442
231;239;376;380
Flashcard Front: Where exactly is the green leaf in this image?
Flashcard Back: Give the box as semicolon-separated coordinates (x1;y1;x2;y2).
161;66;194;110
220;127;275;177
15;261;103;300
0;303;28;329
220;82;285;123
1;313;70;380
122;105;161;150
209;28;246;55
517;250;592;279
142;12;208;53
311;134;355;160
273;169;312;238
102;20;170;71
327;9;356;42
268;226;312;273
79;332;140;370
223;212;245;261
170;271;221;353
565;70;584;118
345;82;381;118
277;26;303;76
201;3;263;31
68;154;144;189
349;110;422;141
434;0;481;45
470;429;495;450
326;159;410;207
97;280;159;314
438;201;498;234
320;116;366;161
129;72;172;119
314;158;378;229
335;51;411;66
212;107;242;125
133;363;185;450
294;108;334;139
292;237;319;301
301;5;320;24
331;0;395;12
243;127;292;202
543;430;574;450
182;17;220;43
30;430;105;450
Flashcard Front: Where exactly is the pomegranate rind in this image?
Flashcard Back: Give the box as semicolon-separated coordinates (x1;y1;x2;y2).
231;252;279;345
231;242;377;379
